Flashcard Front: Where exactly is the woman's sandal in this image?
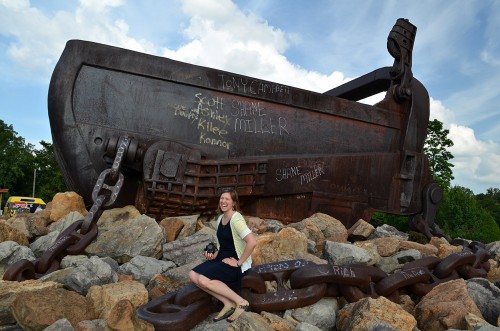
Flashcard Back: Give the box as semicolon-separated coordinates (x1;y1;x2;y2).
213;306;235;322
226;300;250;322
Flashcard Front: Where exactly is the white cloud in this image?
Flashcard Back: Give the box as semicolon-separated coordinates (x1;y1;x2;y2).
78;0;123;13
448;124;500;192
160;0;349;92
428;98;500;193
429;97;455;127
0;0;156;81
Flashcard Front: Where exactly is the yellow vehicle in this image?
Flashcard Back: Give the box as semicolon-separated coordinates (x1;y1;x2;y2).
3;196;46;217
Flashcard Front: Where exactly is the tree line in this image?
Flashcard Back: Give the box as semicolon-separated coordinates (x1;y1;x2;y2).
1;118;499;242
0;120;66;205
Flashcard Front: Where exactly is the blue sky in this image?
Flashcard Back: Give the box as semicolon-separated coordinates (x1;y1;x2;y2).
1;0;499;194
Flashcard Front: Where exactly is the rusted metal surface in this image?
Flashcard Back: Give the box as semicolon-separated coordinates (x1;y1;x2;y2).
47;18;442;235
136;283;217;331
241;259;327;312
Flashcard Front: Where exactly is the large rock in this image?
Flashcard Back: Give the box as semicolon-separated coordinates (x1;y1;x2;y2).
466;278;500;326
106;299;154;331
348;219;375;240
414;278;483;331
283;297;339;330
288;213;348;255
158;216;185;242
399;240;439;256
486;241;500;261
49;192;88;222
85;214;165;263
369;224;409;240
0;222;28;246
11;286;95;330
322;241;374;266
172;214;200;240
227;312;274;331
119;255;176;285
260;311;296;330
375;249;422;274
0;280;63;325
146;260;203;297
86;280;148;320
44;318;75;331
96;205;142;227
429;236;463;259
352;241;382;265
252;227;309;265
63;256;119;295
358;237;401;257
0;241;36;278
487;259;500;283
337;296;417;331
162;232;216;266
5;214;41;240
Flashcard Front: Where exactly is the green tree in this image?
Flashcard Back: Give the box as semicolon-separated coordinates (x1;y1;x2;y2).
476;187;500;228
33;140;67;202
436;186;500;243
1;120;67;208
0;119;35;198
424;119;454;190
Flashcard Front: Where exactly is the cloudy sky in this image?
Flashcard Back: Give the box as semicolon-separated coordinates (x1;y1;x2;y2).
1;0;499;194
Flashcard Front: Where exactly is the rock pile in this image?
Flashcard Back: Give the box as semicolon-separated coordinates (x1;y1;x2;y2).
1;191;500;331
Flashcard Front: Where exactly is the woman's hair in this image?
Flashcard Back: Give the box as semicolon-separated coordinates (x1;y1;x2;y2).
217;188;240;213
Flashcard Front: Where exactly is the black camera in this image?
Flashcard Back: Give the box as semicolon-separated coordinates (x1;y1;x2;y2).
204;242;218;254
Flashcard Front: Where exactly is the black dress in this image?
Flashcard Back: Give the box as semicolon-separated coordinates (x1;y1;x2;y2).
192;218;243;292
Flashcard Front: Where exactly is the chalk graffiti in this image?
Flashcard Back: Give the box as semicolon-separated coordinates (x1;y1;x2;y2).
172;91;292;150
300;163;325;185
231;99;266;117
194;93;230;129
331;265;357;278
401;268;426;280
274;163;325;184
276;166;302;182
219;74;290;96
233;116;288;135
174;105;198;122
253;260;310;273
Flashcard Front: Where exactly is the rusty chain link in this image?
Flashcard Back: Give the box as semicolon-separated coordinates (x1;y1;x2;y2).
137;283;217;331
2;136;131;282
137;243;491;331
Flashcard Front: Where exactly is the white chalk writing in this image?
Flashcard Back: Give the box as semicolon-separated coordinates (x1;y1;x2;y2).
331;265;356;278
219;74;290;96
233;116;288;135
276;166;302;181
300;163;325;185
173;90;292;150
253;260;309;273
401;268;426;280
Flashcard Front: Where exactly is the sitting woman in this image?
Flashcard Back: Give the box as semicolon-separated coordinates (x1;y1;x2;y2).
189;188;256;322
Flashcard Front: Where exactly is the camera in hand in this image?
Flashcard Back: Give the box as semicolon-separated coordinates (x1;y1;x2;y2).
204;242;218;254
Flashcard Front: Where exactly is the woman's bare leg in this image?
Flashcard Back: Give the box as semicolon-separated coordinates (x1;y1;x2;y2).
189;271;234;306
189;271;247;305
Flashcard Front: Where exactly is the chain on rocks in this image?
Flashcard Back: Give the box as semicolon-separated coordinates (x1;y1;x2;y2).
136;243;491;331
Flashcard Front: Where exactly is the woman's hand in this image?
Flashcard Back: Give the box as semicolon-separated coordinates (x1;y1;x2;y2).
222;257;239;267
204;251;218;260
